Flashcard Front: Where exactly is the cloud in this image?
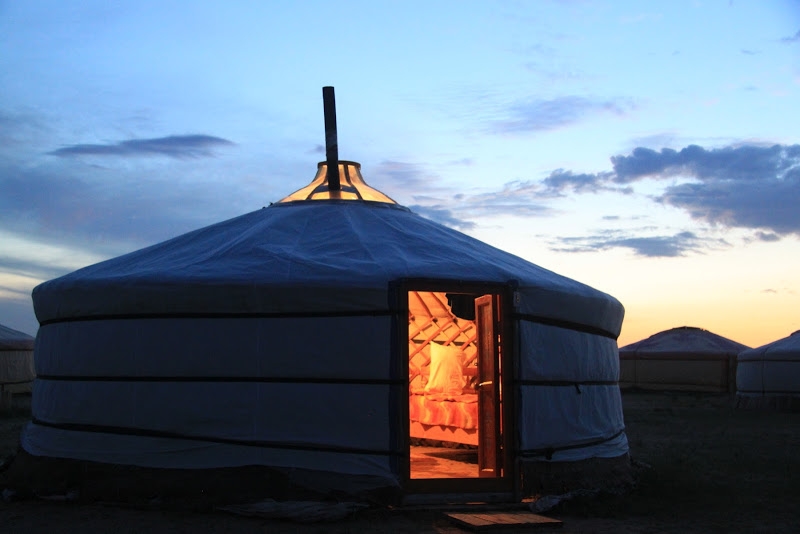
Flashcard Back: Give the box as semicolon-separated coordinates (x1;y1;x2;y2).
761;287;798;295
490;96;635;133
370;161;458;204
369;160;553;230
0;254;85;285
552;230;728;258
780;30;800;43
544;143;800;236
372;160;433;191
408;205;476;231
372;161;550;216
381;142;800;251
753;231;780;242
623;145;800;234
428;179;553;225
49;134;234;159
542;169;631;195
460;180;554;218
0;154;263;265
0;110;49;147
609;144;798;183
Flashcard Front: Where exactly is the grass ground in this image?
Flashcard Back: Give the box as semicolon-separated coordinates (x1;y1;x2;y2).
561;392;800;532
1;391;799;533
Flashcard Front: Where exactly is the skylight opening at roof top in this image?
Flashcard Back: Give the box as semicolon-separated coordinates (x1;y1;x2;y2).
277;161;398;204
278;87;398;205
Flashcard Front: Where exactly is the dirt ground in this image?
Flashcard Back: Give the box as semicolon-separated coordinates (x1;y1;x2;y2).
2;391;799;533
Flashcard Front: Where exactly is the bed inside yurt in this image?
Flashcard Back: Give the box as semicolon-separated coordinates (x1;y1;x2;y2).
736;330;800;411
2;88;632;506
408;291;481;449
619;326;749;393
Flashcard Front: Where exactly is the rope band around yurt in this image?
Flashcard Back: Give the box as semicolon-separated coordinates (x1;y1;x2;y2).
514;312;618;340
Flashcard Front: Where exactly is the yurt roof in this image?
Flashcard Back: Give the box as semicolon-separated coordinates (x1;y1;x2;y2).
738;330;800;362
33;193;623;336
0;323;34;351
619;326;749;356
31;87;624;338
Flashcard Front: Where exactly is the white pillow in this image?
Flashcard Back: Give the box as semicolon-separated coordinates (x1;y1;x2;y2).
425;343;465;396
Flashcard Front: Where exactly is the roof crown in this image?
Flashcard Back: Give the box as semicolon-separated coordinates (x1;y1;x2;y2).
278;161;397;204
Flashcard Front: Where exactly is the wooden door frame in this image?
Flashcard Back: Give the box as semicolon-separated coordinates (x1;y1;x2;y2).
393;278;518;499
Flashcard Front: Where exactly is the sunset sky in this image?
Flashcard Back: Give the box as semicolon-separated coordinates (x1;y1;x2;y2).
1;1;798;348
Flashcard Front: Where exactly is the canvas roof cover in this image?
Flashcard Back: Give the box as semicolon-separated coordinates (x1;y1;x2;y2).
739;330;800;361
0;323;34;351
619;326;749;358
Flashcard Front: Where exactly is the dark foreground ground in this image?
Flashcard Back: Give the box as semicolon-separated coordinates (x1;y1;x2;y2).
1;391;799;533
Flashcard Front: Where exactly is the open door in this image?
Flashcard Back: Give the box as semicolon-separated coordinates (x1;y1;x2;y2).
405;286;512;497
475;294;502;477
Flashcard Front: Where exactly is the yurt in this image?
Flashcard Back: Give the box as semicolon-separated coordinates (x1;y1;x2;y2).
619;326;749;393
4;89;630;505
736;330;800;411
0;322;36;399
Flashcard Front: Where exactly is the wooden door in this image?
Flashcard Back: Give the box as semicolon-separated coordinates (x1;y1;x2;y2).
475;294;502;477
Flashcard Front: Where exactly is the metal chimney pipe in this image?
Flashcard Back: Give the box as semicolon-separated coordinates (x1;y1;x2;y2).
322;86;340;191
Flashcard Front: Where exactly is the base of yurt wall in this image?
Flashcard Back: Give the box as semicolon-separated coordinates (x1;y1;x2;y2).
0;450;402;507
735;395;800;412
2;451;638;506
520;453;634;497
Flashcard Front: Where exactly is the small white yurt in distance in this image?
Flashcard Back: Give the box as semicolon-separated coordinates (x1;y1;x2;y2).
619;326;749;393
6;88;630;505
737;330;800;411
0;323;35;397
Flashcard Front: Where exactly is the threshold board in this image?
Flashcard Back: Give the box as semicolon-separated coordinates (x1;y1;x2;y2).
445;511;562;531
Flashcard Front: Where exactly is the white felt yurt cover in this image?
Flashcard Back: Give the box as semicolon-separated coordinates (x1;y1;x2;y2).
619;326;748;356
22;162;627;497
0;323;35;388
619;326;748;392
737;330;800;407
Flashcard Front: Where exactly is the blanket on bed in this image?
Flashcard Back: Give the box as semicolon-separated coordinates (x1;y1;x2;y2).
408;393;478;430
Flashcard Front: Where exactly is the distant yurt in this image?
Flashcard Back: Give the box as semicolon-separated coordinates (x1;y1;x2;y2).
619;326;749;393
0;323;35;398
736;330;800;411
4;89;631;505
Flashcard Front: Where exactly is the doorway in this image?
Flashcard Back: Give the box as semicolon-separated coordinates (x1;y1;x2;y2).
405;287;509;486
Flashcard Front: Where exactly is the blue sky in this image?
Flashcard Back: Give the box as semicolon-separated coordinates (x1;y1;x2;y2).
1;0;798;347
